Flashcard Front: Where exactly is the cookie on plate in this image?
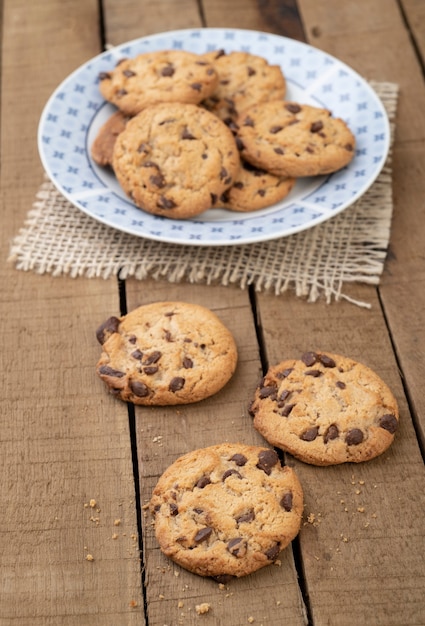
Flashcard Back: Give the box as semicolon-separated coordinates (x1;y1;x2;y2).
112;102;240;219
237;101;356;177
250;351;399;466
96;301;238;405
91;110;130;167
202;50;286;123
98;50;219;116
215;159;296;212
150;443;303;580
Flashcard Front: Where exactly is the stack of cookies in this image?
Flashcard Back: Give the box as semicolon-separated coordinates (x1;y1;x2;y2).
95;302;399;582
92;48;356;219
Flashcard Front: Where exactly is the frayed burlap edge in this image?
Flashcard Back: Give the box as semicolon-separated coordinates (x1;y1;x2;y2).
8;81;398;308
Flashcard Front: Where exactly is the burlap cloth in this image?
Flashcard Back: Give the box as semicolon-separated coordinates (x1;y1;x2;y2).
9;82;398;308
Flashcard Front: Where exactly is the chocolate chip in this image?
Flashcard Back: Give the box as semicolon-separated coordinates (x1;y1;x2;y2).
345;143;354;151
196;476;211;489
259;385;277;399
98;365;125;378
183;357;193;369
265;543;280;561
277;390;291;404
236;509;255;524
122;69;136;77
274;147;284;155
130;380;149;397
193;508;204;514
143;366;158;375
143;351;162;365
170;503;178;516
243;116;254;127
300;426;319;441
191;82;202;91
319;354;336;368
256;449;279;475
234;181;244;190
219;167;228;180
247;66;256;76
150;173;165;188
323;424;339;443
281;403;296;417
96;316;120;344
131;349;143;360
235;137;245;150
98;71;111;81
336;381;346;389
169;377;185;392
304;369;322;377
227;537;247;557
277;368;294;379
222;469;242;481
311;121;324;133
257;189;266;197
182;126;196;140
157;196;177;210
345;428;364;445
116;88;128;97
285;103;301;114
161;64;175;77
128;335;137;344
280;492;293;512
379;414;398;434
301;352;318;366
194;527;212;543
229;453;247;466
270;125;283;134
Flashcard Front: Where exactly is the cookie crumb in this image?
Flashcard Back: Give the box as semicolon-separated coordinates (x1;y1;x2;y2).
112;533;119;540
89;499;97;508
248;617;255;624
195;603;211;615
114;518;121;526
129;600;138;608
178;600;184;608
86;554;94;561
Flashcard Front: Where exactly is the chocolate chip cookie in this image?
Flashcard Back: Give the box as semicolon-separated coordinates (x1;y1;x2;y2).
91;110;130;167
237;101;356;177
215;159;296;212
98;50;219;116
112;102;241;219
150;443;303;580
250;351;399;466
202;50;286;123
96;301;238;405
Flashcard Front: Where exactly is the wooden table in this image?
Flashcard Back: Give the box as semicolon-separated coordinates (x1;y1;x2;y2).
2;1;425;624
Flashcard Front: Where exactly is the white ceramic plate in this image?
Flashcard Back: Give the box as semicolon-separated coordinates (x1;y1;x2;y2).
38;28;390;246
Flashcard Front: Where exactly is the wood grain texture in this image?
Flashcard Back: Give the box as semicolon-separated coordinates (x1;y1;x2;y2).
125;279;306;625
1;0;144;623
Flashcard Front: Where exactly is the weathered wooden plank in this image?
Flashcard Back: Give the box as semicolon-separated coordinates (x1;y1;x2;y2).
1;0;144;623
400;0;425;62
202;0;305;40
124;279;307;625
254;286;425;625
102;0;203;45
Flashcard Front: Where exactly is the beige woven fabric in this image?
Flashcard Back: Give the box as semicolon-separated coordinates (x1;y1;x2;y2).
9;82;397;307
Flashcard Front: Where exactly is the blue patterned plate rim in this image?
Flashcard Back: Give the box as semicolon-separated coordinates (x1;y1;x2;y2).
38;28;390;247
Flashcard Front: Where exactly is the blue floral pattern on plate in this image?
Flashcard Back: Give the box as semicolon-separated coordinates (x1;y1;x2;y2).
38;28;390;246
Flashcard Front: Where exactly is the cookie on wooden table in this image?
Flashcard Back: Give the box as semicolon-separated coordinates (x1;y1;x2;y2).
91;110;130;167
250;351;399;466
202;50;286;123
150;443;303;580
98;50;219;116
215;159;296;212
237;101;356;177
112;102;240;219
95;301;238;405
